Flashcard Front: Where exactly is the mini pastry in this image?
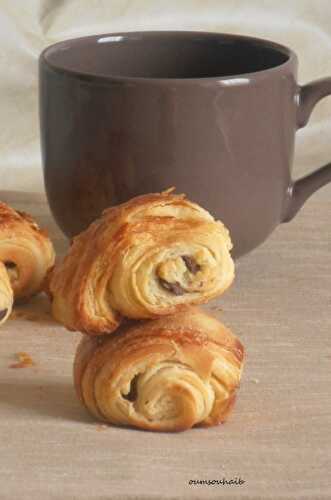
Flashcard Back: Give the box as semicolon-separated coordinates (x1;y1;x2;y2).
74;308;244;432
0;202;55;325
50;191;234;335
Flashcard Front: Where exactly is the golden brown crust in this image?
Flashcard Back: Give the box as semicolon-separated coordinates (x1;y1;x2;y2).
74;308;244;432
0;201;55;318
50;191;234;335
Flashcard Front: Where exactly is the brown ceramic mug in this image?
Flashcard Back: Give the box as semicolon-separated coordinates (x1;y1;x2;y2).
39;31;331;258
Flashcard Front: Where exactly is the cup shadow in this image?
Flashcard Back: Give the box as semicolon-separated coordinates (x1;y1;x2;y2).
0;378;93;424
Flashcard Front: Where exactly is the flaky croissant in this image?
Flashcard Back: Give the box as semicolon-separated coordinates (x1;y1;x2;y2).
74;308;244;432
50;191;234;335
0;202;55;323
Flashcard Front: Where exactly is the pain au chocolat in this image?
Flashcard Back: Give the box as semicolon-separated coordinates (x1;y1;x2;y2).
49;191;234;335
0;201;55;325
74;308;244;432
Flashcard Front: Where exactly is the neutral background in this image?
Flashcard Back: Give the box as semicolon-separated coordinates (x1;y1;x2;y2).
0;2;331;500
1;0;331;196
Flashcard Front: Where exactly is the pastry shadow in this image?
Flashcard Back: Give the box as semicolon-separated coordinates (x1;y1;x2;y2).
0;379;229;434
0;379;93;424
10;297;58;326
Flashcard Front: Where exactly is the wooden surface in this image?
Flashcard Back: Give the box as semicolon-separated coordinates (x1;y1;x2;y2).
0;190;330;500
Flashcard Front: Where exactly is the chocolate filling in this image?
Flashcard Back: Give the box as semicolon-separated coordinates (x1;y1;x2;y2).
4;261;19;282
5;261;16;269
182;255;201;274
122;374;139;402
0;309;8;321
158;278;185;296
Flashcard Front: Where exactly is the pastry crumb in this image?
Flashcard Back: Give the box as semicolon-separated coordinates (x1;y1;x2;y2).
9;352;36;369
96;424;108;432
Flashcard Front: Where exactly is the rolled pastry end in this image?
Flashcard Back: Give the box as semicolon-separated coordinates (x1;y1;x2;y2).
0;262;14;326
74;308;244;432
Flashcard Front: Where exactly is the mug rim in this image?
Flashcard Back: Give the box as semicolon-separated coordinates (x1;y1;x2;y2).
40;30;297;85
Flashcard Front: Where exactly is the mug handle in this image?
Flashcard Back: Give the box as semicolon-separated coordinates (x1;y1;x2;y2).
282;77;331;222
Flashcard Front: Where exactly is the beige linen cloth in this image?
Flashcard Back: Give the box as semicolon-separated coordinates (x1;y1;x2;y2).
0;0;331;198
0;3;331;500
